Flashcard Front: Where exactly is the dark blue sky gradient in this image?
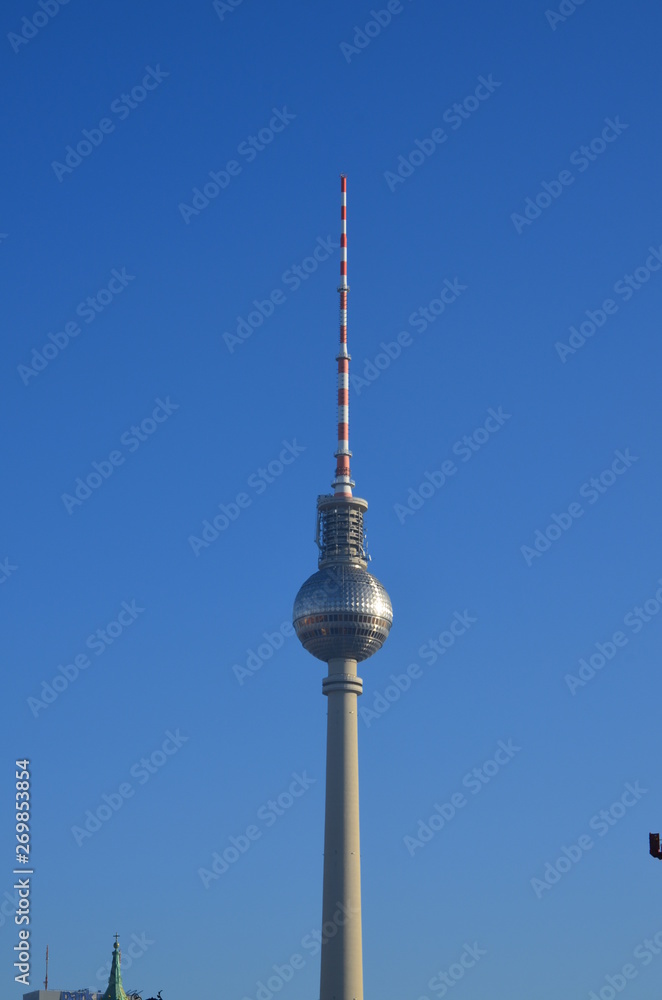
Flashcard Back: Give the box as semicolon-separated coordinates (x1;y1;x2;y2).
3;1;662;999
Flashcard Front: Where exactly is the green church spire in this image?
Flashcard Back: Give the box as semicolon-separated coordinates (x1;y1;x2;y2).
102;937;130;1000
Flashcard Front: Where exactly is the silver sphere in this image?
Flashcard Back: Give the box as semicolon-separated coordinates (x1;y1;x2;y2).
293;563;393;662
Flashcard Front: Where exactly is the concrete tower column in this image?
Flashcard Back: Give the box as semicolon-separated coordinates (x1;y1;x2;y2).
320;657;364;1000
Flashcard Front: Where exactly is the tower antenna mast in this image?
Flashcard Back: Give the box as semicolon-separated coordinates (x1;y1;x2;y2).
44;945;48;990
333;174;353;498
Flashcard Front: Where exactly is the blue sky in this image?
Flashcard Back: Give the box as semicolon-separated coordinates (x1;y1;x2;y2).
2;0;662;998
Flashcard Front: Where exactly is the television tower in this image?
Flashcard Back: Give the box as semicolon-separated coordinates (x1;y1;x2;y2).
293;175;393;1000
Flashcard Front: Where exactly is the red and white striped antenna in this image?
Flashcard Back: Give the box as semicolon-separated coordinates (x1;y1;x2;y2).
333;174;354;497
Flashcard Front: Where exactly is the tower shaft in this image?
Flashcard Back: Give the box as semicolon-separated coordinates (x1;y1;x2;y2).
320;657;363;1000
